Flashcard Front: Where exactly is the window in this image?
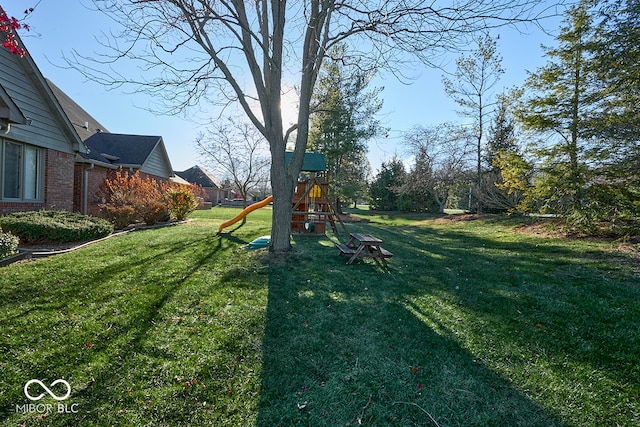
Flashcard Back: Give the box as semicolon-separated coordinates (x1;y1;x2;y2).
3;142;20;199
1;139;43;201
23;146;40;199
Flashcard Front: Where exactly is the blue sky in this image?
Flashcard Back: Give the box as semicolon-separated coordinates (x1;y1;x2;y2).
4;1;565;174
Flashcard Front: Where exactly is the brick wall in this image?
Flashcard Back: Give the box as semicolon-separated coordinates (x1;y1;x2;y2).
43;149;75;211
0;201;46;214
73;164;83;213
71;164;110;217
86;167;109;217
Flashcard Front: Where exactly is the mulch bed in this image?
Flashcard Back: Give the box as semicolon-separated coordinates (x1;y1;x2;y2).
18;240;94;253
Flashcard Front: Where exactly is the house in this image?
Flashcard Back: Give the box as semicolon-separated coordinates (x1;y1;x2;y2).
79;132;176;216
0;39;86;214
175;165;227;204
47;79;177;216
1;32;179;217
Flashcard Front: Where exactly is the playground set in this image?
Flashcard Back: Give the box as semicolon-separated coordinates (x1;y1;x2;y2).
217;152;346;236
217;152;393;264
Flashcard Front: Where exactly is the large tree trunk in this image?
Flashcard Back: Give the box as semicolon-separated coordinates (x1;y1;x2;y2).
270;180;294;252
269;142;296;252
266;0;327;252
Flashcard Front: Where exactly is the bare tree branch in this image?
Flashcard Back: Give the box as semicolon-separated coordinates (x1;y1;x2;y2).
196;117;271;207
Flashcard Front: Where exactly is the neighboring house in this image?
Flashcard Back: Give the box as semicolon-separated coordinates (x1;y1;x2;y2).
79;133;175;216
48;79;176;216
0;41;86;214
175;165;226;204
0;32;179;217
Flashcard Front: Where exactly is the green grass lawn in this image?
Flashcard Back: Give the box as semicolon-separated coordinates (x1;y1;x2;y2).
1;208;638;426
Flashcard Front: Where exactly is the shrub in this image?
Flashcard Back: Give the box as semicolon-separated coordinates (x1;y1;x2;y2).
101;169;202;226
140;200;169;226
562;183;640;237
0;211;113;243
100;205;137;230
0;228;19;259
100;169;169;227
165;185;200;220
100;169;139;228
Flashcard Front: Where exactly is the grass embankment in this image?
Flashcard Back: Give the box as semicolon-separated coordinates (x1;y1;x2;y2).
1;207;638;426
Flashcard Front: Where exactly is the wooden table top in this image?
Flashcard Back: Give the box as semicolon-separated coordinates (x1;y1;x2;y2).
349;233;382;245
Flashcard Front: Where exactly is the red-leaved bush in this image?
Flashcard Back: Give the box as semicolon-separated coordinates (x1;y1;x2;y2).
100;169;202;228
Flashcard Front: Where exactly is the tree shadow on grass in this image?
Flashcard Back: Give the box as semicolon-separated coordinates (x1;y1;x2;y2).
257;234;568;426
1;226;265;426
258;220;640;426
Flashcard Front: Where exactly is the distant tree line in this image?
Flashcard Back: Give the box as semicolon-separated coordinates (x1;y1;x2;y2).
369;0;640;236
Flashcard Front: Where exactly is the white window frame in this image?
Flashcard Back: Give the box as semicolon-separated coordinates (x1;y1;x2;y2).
1;138;44;202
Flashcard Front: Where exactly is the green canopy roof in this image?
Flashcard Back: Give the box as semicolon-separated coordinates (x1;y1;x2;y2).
284;152;326;172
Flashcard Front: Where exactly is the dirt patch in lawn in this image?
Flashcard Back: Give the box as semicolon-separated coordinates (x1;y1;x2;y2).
433;214;483;223
337;214;370;223
513;218;566;239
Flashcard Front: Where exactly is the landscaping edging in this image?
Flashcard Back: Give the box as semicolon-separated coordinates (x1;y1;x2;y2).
0;251;30;267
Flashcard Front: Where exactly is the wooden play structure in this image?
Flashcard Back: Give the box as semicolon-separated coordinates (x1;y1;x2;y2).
218;152;392;264
287;152;347;236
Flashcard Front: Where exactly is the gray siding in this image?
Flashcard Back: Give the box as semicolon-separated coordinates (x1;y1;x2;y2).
140;143;172;178
0;48;77;154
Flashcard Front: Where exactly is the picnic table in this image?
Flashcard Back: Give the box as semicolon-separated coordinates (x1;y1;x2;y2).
336;232;393;267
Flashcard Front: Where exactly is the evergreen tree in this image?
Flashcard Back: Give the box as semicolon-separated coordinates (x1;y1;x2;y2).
593;0;640;144
518;1;601;215
482;93;525;212
585;0;640;223
591;0;640;200
308;44;385;213
485;93;518;171
369;157;406;211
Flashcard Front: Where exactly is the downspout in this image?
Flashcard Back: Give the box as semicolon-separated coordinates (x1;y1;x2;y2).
83;163;94;215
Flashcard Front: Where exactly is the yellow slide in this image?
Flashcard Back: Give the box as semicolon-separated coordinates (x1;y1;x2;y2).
218;195;273;233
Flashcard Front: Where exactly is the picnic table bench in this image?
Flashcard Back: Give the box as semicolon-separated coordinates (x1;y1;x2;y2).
336;233;393;266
